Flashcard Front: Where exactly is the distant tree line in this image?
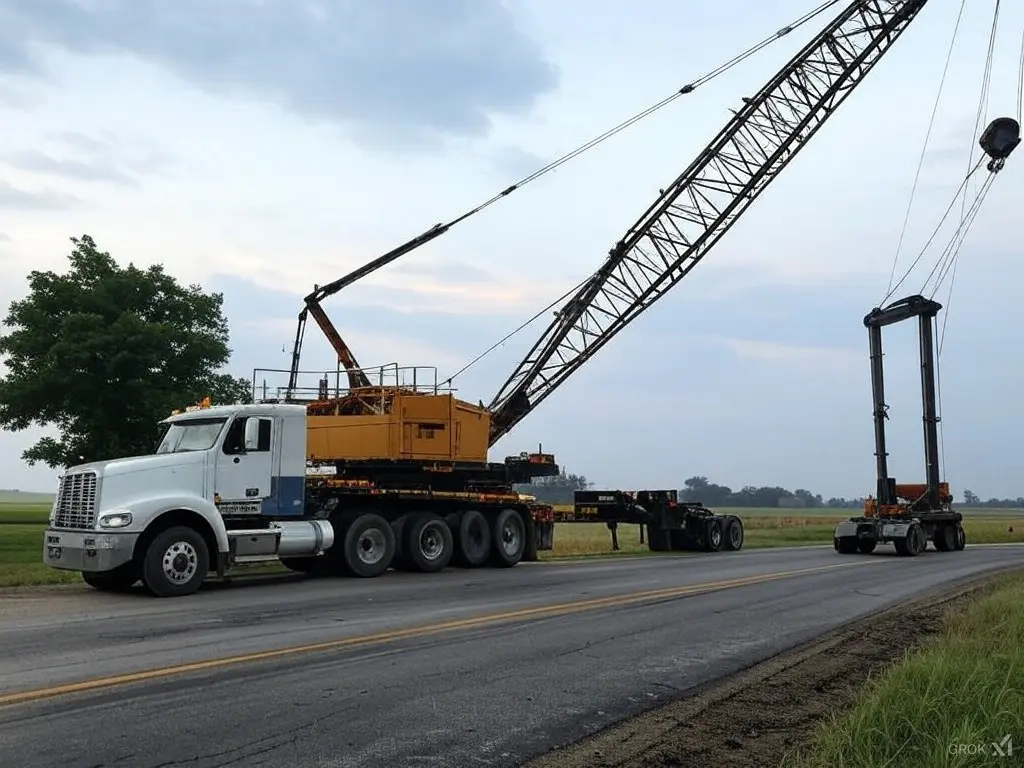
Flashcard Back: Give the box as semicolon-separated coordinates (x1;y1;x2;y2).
518;473;1022;509
960;490;1024;508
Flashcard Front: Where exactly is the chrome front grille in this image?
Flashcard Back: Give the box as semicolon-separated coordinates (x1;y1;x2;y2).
52;471;98;529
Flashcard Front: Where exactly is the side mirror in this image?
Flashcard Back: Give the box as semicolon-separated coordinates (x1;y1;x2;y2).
243;418;261;452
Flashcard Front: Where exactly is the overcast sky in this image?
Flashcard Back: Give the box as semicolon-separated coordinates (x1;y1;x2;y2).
1;0;1022;500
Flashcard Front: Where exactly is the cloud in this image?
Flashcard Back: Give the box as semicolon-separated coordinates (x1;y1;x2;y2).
0;233;11;242
1;148;137;185
0;178;77;210
710;336;861;370
0;0;559;149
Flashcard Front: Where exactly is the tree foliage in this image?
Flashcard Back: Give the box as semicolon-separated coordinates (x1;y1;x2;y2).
0;235;252;468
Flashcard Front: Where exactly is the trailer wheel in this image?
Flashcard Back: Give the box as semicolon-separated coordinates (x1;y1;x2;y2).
954;523;966;551
894;523;925;557
403;513;453;573
342;513;395;578
490;508;527;567
454;509;491;568
141;525;209;597
834;536;858;554
82;563;139;593
933;524;956;552
722;516;744;551
703;518;723;552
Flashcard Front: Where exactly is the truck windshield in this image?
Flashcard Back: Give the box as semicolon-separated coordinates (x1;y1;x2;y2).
155;417;228;454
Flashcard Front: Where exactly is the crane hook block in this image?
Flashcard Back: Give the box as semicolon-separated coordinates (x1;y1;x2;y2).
979;117;1020;171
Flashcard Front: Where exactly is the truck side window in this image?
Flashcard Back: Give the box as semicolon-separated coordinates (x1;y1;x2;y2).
257;418;272;452
222;417;246;455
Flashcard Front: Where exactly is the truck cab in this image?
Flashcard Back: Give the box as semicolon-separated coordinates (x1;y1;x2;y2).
42;401;334;596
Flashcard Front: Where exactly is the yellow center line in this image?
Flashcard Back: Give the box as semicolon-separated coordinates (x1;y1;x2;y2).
0;560;873;707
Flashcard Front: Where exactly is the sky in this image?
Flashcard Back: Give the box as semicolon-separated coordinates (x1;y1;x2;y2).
0;0;1022;500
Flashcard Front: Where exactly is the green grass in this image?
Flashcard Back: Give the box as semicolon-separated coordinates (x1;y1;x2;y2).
784;571;1024;768
3;505;1022;588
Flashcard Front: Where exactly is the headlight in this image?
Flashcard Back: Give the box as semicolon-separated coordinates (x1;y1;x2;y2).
98;510;134;529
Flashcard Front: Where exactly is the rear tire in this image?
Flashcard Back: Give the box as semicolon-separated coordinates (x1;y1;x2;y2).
454;509;491;568
141;525;209;597
722;516;744;551
490;508;526;567
403;513;453;573
703;518;723;552
857;537;877;554
954;523;967;551
895;523;924;557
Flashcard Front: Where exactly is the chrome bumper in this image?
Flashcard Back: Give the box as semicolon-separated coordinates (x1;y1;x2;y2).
42;528;138;572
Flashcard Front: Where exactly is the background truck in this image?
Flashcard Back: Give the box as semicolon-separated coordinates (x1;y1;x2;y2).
43;0;932;596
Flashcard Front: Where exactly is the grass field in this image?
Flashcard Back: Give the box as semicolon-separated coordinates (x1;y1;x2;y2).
785;571;1024;768
2;501;1022;588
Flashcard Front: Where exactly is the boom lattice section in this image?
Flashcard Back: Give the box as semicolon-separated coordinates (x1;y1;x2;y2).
487;0;928;445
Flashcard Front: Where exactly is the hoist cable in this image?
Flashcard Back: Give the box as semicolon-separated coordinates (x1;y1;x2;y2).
883;0;968;300
440;0;844;230
880;157;985;305
440;0;844;383
934;0;1002;486
1017;24;1024;122
441;277;587;387
925;173;996;305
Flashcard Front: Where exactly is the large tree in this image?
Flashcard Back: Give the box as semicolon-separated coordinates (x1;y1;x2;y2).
0;234;252;468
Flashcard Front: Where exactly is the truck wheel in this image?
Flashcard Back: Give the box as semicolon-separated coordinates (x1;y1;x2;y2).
454;509;491;568
834;536;858;554
82;563;139;593
722;516;744;551
342;513;395;578
703;518;723;552
954;523;967;551
141;526;209;597
403;513;453;573
490;508;526;567
895;523;924;557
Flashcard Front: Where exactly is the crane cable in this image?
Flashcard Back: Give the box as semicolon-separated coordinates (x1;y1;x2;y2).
879;0;1005;487
883;0;969;302
437;0;843;230
440;0;844;386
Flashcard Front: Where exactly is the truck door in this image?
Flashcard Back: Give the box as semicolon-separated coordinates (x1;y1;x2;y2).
216;415;275;508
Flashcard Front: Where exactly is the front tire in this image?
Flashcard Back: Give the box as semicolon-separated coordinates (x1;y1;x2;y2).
141;526;209;597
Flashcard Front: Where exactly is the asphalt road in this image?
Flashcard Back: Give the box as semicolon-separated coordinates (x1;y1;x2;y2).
0;543;1022;768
